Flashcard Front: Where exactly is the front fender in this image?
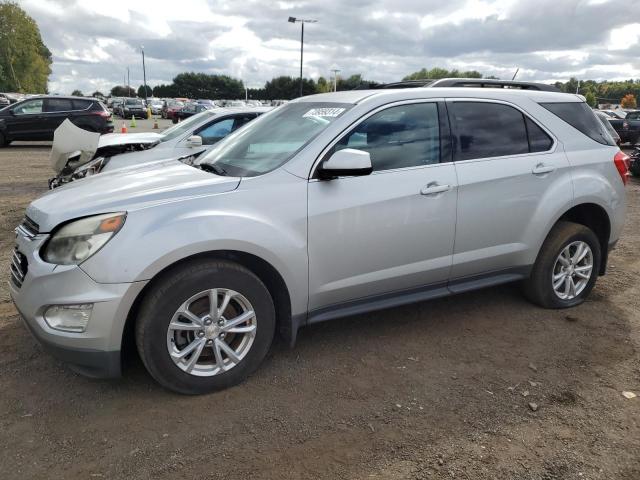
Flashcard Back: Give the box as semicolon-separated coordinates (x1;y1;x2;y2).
80;171;309;316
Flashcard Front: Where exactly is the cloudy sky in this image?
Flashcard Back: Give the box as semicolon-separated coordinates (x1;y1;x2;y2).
18;0;640;94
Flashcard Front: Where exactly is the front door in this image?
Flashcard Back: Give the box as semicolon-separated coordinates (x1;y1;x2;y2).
7;98;46;140
307;101;458;312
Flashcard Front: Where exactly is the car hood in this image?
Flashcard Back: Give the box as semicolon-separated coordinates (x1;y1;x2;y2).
28;160;240;232
50;120;162;174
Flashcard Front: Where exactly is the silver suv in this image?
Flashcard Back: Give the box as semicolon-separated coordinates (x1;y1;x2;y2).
10;85;629;394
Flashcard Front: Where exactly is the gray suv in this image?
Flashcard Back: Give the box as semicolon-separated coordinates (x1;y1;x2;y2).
10;85;628;394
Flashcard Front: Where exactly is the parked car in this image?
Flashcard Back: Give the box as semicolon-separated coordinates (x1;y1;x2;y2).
0;96;113;147
162;100;185;120
600;109;627;120
49;107;271;187
120;98;146;119
10;84;628;394
148;99;164;115
172;102;213;123
0;92;23;105
620;110;640;145
594;110;621;145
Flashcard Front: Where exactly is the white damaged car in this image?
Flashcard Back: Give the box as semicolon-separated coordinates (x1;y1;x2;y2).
49;106;271;188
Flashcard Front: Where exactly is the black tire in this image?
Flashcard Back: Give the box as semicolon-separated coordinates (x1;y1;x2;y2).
172;117;178;124
523;221;601;309
135;259;275;395
0;131;7;147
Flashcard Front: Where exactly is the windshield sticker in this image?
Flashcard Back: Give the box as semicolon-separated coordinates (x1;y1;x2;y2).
303;107;345;118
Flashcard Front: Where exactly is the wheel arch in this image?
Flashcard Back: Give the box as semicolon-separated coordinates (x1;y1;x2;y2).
556;202;611;275
121;250;295;362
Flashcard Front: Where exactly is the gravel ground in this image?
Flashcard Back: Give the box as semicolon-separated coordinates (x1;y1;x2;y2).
0;140;638;480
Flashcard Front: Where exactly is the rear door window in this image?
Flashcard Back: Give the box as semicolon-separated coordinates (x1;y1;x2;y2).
45;99;73;112
450;102;529;161
540;102;616;146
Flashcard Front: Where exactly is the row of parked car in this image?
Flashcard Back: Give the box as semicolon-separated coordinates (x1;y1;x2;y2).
596;108;640;146
7;78;634;395
107;96;273;122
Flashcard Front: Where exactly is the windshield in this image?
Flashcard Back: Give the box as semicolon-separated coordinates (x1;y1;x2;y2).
159;109;217;142
199;102;352;177
126;99;143;106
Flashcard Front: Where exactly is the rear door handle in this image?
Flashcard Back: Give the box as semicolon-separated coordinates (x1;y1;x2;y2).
532;163;556;175
420;183;451;195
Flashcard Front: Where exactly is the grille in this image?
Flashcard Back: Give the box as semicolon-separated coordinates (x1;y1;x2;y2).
21;216;39;236
10;247;28;288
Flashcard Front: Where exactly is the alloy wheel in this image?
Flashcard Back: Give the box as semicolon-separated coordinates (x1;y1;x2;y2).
551;241;593;300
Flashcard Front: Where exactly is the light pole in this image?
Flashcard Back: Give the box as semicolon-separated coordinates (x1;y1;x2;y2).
331;69;340;92
288;16;317;98
141;45;148;101
127;67;130;97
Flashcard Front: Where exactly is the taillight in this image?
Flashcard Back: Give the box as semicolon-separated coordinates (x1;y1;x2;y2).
92;110;111;118
614;151;630;185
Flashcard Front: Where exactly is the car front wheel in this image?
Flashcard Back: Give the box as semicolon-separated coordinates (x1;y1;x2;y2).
135;259;276;394
523;221;601;309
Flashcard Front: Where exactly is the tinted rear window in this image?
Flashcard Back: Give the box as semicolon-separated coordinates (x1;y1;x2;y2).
45;98;73;112
540;102;616;146
451;102;529;160
627;112;640;120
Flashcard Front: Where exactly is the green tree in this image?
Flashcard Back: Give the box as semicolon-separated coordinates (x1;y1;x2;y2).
71;89;83;97
137;84;152;98
263;76;316;99
403;67;482;81
91;90;104;99
110;85;136;97
171;72;244;99
0;1;51;93
585;91;597;107
317;76;331;93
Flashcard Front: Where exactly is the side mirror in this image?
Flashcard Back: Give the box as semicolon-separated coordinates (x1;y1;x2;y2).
186;135;203;148
318;148;373;180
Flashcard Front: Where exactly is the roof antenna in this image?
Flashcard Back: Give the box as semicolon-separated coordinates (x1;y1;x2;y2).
511;68;519;81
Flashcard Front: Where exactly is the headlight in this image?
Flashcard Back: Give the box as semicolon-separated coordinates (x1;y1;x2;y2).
42;213;126;265
74;156;106;178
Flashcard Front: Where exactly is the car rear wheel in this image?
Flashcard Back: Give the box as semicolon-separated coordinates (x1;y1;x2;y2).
0;131;7;147
135;259;276;395
523;221;601;308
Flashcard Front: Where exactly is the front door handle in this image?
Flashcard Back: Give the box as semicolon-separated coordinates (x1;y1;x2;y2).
420;183;451;195
532;163;556;175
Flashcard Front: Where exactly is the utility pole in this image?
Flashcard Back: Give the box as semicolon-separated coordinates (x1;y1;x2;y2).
331;69;340;92
288;17;317;98
141;45;148;101
127;67;130;97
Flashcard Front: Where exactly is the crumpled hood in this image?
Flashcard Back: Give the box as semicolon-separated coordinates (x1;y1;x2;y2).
28;160;240;232
98;131;162;148
49;120;163;174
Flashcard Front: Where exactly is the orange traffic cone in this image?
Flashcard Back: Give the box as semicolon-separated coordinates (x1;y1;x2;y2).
121;122;127;134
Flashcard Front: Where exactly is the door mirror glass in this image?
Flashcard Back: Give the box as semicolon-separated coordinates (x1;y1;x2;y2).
186;135;203;148
318;148;372;179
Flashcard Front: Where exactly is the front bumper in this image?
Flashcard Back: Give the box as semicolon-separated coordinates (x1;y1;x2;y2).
10;231;147;378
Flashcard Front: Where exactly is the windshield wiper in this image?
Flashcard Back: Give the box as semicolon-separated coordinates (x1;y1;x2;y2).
199;163;228;176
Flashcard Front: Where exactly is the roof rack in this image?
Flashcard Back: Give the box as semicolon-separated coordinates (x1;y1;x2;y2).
374;78;560;92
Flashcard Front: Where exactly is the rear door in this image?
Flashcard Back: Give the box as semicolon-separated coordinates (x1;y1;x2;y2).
448;99;572;282
43;98;74;135
307;100;458;312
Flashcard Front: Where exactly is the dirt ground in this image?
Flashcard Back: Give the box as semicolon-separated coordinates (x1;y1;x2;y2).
0;139;638;480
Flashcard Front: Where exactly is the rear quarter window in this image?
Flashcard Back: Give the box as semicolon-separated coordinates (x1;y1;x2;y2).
540;102;616;146
72;99;92;110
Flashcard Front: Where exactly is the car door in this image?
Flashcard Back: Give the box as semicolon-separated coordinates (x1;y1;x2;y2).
307;100;458;313
7;98;46;139
43;98;74;137
447;99;572;282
